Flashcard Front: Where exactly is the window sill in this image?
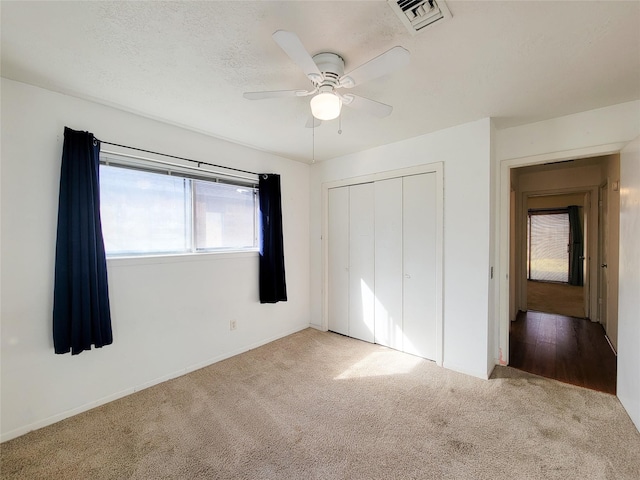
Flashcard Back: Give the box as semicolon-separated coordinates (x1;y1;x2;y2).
106;249;259;267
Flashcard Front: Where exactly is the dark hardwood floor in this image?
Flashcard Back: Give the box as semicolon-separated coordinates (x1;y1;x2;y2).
509;310;617;394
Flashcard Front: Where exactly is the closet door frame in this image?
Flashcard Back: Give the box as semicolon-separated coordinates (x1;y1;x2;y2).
321;162;444;366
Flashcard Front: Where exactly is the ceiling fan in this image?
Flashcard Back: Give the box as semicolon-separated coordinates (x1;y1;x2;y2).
243;30;410;123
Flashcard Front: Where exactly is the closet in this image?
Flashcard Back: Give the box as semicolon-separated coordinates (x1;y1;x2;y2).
327;170;440;361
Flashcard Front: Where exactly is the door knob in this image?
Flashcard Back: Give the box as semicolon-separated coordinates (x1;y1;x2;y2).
601;264;608;268
404;274;411;279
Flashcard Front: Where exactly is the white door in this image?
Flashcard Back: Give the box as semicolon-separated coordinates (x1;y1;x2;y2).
328;186;349;336
348;183;375;343
374;178;403;350
402;173;438;360
327;171;440;358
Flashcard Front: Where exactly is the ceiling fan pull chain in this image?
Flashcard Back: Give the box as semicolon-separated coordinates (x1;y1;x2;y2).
312;119;315;163
338;114;342;135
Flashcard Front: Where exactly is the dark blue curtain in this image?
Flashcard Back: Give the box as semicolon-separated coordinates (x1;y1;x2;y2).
568;205;584;286
53;127;112;354
258;174;287;303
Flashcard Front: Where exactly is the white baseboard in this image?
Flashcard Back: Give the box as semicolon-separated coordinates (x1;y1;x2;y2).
309;323;326;331
442;361;490;380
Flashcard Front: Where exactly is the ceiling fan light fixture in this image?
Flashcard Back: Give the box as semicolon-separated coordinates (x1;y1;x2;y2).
310;92;342;120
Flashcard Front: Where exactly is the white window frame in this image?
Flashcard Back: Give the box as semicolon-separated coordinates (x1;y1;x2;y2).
99;153;260;259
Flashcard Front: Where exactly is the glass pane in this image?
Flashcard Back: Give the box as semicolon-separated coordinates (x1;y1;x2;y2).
194;180;256;250
100;166;191;255
529;212;569;282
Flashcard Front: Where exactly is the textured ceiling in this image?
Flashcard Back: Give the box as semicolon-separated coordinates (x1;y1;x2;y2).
2;1;639;163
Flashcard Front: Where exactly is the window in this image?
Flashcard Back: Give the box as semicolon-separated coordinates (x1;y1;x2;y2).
100;163;258;256
527;209;569;283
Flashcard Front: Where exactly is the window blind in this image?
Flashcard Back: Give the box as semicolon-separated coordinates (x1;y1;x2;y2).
528;210;570;283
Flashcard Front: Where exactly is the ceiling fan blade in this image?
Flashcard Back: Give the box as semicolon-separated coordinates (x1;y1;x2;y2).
272;30;323;83
341;94;393;118
243;89;315;100
339;46;410;88
305;116;322;128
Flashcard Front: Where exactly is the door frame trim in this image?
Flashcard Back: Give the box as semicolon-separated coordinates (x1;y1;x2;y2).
597;180;609;328
497;142;625;366
321;162;444;366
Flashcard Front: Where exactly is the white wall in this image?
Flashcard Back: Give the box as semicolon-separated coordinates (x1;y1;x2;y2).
487;121;499;375
0;79;310;441
496;101;640;162
617;135;640;431
310;118;493;379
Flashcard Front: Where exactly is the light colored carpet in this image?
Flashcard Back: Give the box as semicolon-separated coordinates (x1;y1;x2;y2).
527;280;585;318
2;328;639;479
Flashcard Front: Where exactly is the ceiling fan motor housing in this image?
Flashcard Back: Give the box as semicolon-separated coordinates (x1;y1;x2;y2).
311;52;345;88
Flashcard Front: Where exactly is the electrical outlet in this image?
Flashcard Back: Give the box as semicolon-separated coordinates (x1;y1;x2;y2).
230;319;237;331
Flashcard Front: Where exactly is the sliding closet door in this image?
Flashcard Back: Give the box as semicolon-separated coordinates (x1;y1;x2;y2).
328;186;349;336
402;173;438;360
374;178;403;350
349;183;375;343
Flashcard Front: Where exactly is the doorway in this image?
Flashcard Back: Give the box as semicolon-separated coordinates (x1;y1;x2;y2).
506;155;619;393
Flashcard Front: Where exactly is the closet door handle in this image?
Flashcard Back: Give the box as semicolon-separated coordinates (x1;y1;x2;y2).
404;274;411;279
601;264;608;268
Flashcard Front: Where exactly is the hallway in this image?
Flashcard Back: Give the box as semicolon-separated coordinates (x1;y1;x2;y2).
509;310;616;394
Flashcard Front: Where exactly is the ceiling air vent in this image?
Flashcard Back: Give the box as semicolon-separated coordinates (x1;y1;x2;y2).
388;0;452;35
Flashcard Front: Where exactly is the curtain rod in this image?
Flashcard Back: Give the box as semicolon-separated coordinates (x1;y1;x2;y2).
99;140;260;177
